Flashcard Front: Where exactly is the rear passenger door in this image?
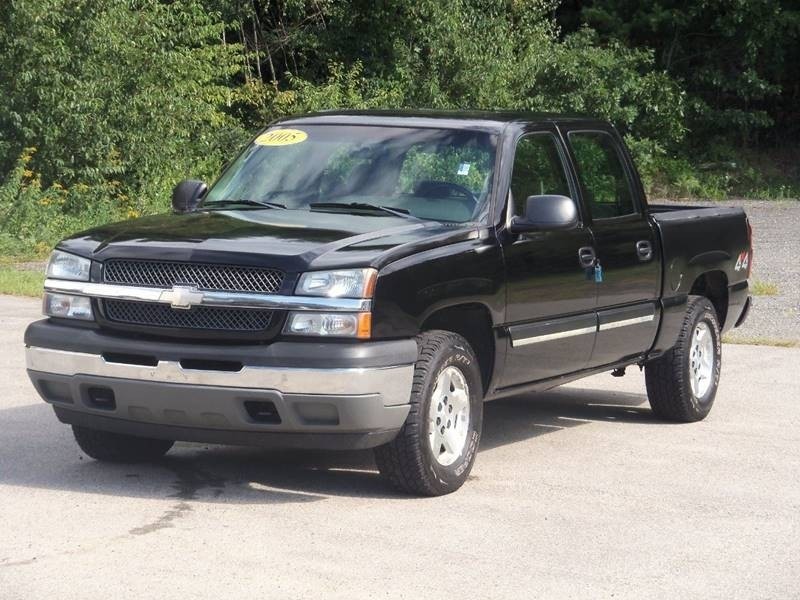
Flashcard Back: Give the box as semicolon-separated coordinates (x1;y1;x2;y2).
564;128;660;367
501;129;597;387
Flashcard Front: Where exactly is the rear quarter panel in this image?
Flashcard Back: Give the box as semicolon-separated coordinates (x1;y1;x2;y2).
650;204;750;353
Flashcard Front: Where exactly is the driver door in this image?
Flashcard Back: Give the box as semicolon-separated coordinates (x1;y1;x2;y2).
500;129;597;387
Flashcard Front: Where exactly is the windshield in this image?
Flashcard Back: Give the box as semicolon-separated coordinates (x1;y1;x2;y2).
205;125;498;223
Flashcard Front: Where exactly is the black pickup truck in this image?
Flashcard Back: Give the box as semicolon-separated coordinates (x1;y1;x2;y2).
25;111;752;495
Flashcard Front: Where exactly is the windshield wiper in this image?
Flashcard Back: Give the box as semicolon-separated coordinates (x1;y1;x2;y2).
203;199;287;210
309;202;419;220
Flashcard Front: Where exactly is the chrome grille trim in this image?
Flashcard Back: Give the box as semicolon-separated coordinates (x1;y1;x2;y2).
44;279;372;312
103;259;284;294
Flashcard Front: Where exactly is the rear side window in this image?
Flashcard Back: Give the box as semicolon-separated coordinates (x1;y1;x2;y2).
568;131;636;219
510;134;571;216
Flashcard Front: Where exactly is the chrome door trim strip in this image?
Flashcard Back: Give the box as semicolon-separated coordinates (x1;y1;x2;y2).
511;325;597;347
597;314;655;331
510;306;656;347
44;279;371;312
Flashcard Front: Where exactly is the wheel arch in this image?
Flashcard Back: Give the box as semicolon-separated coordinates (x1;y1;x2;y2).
421;302;496;394
689;270;729;329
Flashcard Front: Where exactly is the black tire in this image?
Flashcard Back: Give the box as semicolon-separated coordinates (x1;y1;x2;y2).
72;426;174;463
374;331;483;496
645;295;722;422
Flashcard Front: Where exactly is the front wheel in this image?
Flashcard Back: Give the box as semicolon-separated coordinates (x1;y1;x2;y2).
72;426;174;463
645;295;722;422
374;331;483;496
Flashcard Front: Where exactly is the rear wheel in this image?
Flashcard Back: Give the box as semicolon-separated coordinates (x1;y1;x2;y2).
72;426;174;463
645;295;721;422
374;331;483;496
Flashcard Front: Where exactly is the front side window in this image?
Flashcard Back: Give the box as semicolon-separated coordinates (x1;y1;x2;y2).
509;134;571;216
206;125;497;223
568;131;636;219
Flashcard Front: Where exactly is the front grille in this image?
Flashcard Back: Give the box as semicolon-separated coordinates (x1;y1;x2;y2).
103;300;273;332
103;259;284;294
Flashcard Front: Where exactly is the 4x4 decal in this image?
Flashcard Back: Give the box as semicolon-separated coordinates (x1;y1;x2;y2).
734;251;750;272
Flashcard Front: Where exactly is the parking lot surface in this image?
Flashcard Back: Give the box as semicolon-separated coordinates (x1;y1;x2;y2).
1;294;798;599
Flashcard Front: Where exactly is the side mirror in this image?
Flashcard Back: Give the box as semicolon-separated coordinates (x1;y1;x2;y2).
509;194;578;233
172;179;208;214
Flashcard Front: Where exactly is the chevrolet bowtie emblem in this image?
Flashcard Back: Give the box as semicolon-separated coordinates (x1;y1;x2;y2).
160;285;204;310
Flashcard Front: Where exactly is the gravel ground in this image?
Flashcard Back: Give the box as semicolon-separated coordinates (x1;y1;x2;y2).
659;200;799;344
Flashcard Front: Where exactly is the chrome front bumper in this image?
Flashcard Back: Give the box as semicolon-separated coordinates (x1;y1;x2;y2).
25;335;416;450
26;346;413;406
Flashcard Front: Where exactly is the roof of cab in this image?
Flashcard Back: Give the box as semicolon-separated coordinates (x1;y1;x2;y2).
273;109;607;133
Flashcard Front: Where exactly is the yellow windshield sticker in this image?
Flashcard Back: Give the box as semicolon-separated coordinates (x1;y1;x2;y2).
254;129;308;146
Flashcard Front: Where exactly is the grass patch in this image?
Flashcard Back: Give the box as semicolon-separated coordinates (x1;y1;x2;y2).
0;268;45;297
750;280;779;296
723;335;798;348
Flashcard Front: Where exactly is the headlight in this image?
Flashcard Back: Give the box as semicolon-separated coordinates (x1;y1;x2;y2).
43;292;94;320
296;268;377;298
46;250;91;281
284;312;371;338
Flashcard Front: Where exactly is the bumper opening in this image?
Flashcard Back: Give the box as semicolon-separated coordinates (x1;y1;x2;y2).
180;358;243;372
39;379;73;405
244;400;282;424
102;352;158;367
86;386;116;410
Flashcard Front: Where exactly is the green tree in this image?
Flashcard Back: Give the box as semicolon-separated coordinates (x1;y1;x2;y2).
557;0;800;148
0;0;243;212
215;0;684;148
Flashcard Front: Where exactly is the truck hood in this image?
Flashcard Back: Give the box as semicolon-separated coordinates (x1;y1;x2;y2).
57;208;480;272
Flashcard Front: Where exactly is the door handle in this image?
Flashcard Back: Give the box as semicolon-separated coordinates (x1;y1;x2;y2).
578;246;596;268
636;240;653;262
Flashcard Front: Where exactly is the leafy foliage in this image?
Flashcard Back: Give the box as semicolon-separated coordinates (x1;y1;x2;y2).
0;148;129;256
0;0;797;257
558;0;800;147
0;0;243;211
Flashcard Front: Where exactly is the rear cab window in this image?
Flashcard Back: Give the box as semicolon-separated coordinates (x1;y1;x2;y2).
567;131;638;220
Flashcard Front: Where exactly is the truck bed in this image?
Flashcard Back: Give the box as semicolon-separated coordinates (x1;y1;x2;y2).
649;202;746;221
649;203;750;332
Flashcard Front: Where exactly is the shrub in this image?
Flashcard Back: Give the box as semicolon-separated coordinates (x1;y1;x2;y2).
0;149;130;255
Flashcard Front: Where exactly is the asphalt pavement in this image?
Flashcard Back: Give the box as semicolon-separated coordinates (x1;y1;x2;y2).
1;294;799;599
